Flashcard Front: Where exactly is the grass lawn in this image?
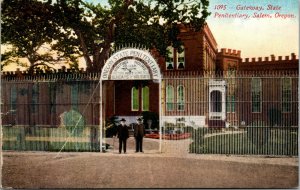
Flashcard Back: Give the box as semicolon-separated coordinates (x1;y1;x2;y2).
190;128;298;156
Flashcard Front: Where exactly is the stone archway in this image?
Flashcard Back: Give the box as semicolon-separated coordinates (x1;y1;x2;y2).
99;48;162;152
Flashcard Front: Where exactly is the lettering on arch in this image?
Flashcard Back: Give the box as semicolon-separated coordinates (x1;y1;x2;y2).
101;48;161;81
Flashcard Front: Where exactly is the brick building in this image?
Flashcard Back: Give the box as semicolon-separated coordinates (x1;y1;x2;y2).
1;23;298;128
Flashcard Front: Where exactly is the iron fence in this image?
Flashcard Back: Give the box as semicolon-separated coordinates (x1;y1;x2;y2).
1;70;299;155
188;126;298;155
2;125;101;152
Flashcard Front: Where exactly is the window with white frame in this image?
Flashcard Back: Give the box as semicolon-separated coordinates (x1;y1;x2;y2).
177;85;185;111
251;78;262;113
281;78;292;112
177;46;185;69
166;85;174;111
166;46;174;70
131;86;139;111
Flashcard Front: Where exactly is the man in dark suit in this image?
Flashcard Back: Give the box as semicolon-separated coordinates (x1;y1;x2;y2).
116;118;129;154
134;117;145;153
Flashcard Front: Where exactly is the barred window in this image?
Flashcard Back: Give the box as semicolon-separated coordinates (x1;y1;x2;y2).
177;85;185;111
142;86;149;111
131;86;139;111
251;78;261;113
166;85;174;111
281;78;292;112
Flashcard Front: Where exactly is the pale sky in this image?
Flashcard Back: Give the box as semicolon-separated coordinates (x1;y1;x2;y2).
86;0;299;59
206;0;299;59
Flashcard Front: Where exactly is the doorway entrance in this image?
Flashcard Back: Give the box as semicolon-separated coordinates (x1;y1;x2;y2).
99;48;162;152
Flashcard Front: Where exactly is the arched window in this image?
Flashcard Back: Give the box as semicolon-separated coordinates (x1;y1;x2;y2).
142;86;149;111
177;85;185;111
131;86;139;111
166;46;174;70
166;85;174;111
177;45;185;69
210;90;222;112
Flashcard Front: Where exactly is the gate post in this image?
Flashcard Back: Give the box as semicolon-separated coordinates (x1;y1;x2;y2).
99;79;103;152
159;79;163;153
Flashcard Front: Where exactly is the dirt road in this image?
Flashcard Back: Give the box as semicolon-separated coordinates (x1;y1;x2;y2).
2;152;298;188
2;138;298;188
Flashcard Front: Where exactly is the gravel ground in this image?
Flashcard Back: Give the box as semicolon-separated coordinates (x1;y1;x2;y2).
2;137;299;189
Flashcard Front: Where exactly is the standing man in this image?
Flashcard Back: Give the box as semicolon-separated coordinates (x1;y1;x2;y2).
117;118;129;154
134;117;145;153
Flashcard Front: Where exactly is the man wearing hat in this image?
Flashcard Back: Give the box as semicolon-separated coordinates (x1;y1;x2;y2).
134;117;145;153
116;118;129;154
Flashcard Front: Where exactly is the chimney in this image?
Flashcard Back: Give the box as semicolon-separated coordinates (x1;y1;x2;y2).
278;56;282;61
291;53;296;60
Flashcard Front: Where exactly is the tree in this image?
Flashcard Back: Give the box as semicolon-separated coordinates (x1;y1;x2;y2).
1;0;80;72
1;0;210;72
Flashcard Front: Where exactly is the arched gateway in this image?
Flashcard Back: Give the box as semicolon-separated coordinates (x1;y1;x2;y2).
99;48;162;152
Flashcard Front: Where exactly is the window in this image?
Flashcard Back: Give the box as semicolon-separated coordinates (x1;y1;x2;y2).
31;83;39;113
166;46;174;70
210;90;222;112
131;86;139;111
177;85;185;111
166;85;174;111
71;83;78;110
226;68;236;113
177;46;185;69
251;78;261;113
10;85;17;111
227;68;236;84
226;95;235;113
282;78;291;112
142;86;149;111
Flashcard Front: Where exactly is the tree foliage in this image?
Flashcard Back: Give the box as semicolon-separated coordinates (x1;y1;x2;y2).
1;0;210;72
